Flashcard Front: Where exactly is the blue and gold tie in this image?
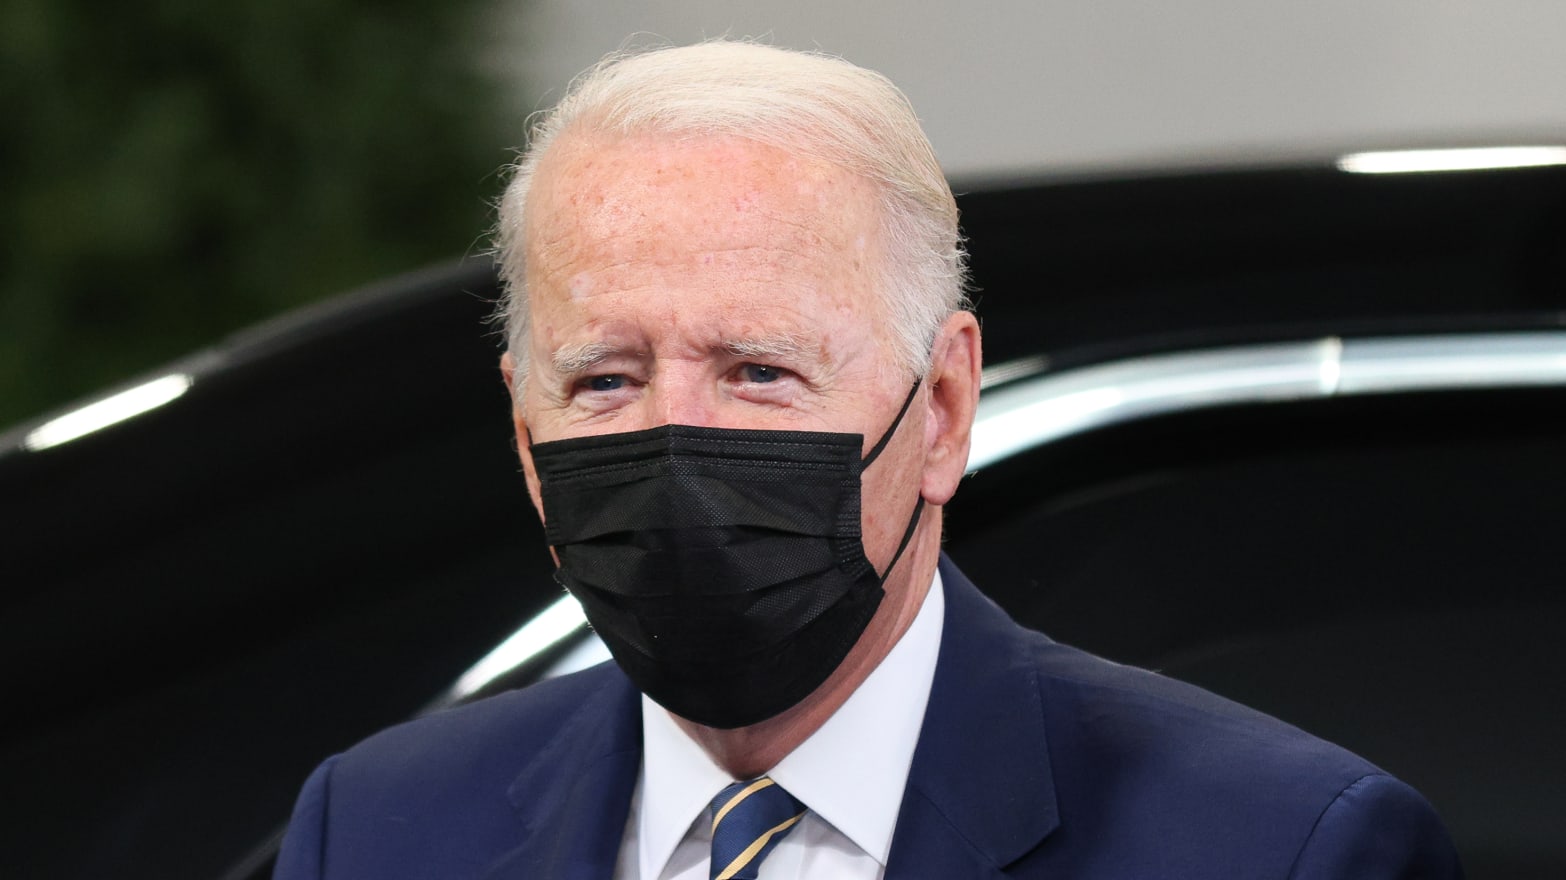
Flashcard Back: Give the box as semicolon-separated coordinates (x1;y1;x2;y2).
708;777;807;880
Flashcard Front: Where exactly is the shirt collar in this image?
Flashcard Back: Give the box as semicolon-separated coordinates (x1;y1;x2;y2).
637;569;945;877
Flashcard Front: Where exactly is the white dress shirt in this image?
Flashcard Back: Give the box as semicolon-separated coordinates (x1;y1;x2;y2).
614;569;945;880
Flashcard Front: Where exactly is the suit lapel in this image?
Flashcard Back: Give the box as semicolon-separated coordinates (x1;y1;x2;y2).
477;557;1056;879
483;665;643;880
885;556;1060;878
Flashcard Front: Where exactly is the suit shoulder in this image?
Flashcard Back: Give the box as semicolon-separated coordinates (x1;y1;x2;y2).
274;661;637;878
1288;772;1463;879
1030;635;1381;785
328;660;631;800
1012;636;1460;874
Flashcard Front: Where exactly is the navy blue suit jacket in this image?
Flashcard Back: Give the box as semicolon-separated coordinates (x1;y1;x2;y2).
275;557;1461;878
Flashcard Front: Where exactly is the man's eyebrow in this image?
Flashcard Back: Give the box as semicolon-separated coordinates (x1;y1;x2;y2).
721;333;819;362
549;341;621;374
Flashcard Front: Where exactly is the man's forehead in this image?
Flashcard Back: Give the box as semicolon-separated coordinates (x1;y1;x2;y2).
516;130;891;375
524;131;878;258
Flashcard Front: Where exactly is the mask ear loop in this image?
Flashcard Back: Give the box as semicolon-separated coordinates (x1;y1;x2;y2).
859;378;927;581
878;496;925;582
862;378;923;465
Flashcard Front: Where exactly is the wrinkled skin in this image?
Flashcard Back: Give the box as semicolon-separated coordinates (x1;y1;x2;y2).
502;130;981;777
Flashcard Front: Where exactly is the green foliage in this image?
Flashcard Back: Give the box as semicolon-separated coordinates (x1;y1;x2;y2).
0;0;514;427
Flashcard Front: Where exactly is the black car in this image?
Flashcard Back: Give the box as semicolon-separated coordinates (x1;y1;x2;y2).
5;152;1565;879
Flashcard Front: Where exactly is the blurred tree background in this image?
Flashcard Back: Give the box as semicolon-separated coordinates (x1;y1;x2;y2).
0;0;514;429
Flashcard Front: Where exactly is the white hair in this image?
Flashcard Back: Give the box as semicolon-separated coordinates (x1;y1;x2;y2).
493;40;969;394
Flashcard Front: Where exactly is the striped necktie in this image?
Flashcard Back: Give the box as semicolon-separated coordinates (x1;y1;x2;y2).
708;777;807;880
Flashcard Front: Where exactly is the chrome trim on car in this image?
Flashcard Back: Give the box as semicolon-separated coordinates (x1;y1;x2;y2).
431;593;590;709
1335;146;1566;174
968;338;1342;471
19;373;196;452
1337;332;1566;394
969;331;1566;471
443;329;1566;706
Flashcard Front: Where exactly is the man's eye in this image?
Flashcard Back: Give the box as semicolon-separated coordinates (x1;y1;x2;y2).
584;374;625;392
740;364;783;384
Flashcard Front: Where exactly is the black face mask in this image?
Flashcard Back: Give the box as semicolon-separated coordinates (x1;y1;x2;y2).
528;382;925;729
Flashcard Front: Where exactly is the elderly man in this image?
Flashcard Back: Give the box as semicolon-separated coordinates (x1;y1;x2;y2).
275;41;1461;879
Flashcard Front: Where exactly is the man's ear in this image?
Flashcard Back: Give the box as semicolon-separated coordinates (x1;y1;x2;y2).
920;311;982;506
500;352;546;521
